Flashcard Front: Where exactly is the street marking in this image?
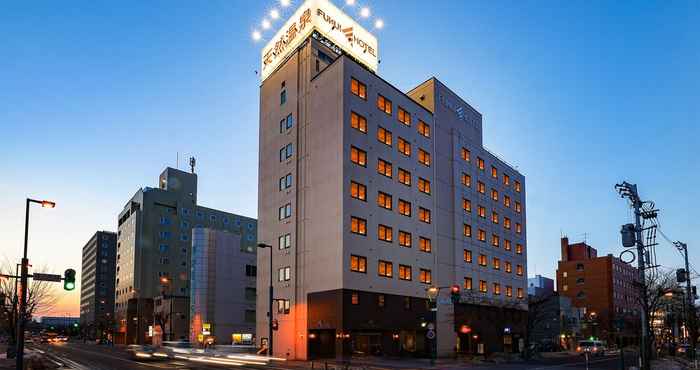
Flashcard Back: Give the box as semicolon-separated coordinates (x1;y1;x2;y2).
530;355;618;369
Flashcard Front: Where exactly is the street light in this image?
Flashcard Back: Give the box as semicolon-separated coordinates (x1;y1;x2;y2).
257;243;273;357
160;277;173;341
17;197;55;369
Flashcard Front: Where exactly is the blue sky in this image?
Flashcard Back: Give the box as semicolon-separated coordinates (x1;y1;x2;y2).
1;1;698;315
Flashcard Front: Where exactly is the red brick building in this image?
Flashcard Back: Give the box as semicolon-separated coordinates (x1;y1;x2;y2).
556;237;640;344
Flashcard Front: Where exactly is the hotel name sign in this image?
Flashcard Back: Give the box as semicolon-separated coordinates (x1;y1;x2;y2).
261;0;378;82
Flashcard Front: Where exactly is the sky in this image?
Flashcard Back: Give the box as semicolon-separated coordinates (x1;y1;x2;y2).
1;0;698;317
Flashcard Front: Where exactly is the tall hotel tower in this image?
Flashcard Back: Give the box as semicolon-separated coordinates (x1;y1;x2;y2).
257;0;527;360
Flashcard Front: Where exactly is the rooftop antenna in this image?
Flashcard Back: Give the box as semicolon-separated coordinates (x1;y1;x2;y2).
189;157;196;174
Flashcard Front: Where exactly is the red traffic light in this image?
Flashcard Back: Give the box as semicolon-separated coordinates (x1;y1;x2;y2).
451;285;460;293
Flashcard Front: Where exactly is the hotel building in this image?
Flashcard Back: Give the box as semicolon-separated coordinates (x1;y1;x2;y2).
257;0;527;359
79;231;117;340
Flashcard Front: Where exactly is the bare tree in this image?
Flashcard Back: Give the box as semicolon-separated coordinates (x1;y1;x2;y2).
525;292;554;359
641;269;677;359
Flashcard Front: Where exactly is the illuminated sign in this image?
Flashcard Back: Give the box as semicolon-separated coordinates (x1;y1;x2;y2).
261;0;378;81
202;323;212;335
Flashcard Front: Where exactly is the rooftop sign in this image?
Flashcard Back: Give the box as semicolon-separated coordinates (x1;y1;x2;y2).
260;0;378;82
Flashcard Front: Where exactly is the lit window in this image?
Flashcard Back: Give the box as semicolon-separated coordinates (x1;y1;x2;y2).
504;217;511;230
350;78;367;99
419;237;432;253
477;157;485;170
351;292;359;304
477;181;485;194
398;168;411;186
418;149;431;167
461;173;471;187
350;181;367;201
505;261;512;273
478;229;486;242
378;260;393;277
494;283;501;295
279;143;293;162
492;234;500;247
377;126;392;146
504;195;511;208
350;146;367;167
517;288;524;299
377;158;392;178
516;243;523;254
463;224;472;238
491;166;498;178
493;257;501;270
418;207;431;223
479;280;487;293
399;231;412;248
506;286;513;297
350;111;367;133
516;264;524;276
418;120;430;138
418;177;431;195
478;206;486;218
464;277;473;290
461;147;470;162
492;211;499;224
419;269;432;284
398;199;412;217
397;107;411;126
350;216;367;235
516;223;522;234
377;191;393;210
397;137;411;156
378;224;393;242
377;294;385;307
464;249;472;263
377;94;392;115
515;181;521;192
515;202;522;213
462;198;471;213
478;254;487;266
491;189;499;201
399;265;412;281
503;174;510;186
350;255;367;273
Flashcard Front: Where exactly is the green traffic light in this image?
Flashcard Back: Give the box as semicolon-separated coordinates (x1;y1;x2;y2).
63;269;76;291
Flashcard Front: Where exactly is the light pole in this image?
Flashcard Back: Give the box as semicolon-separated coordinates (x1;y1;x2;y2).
16;197;55;369
426;286;439;365
257;243;273;357
160;277;173;342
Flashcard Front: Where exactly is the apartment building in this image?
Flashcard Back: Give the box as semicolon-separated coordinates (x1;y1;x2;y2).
556;237;640;345
79;231;117;340
115;166;257;344
257;0;527;360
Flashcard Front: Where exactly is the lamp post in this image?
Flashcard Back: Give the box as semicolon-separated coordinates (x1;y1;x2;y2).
426;286;439;365
160;277;173;342
16;198;55;369
257;243;273;357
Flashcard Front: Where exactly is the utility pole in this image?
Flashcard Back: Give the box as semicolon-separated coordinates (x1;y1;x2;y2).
616;182;649;370
675;242;696;362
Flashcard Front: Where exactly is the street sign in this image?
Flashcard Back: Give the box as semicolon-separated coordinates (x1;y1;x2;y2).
32;273;62;282
426;330;436;340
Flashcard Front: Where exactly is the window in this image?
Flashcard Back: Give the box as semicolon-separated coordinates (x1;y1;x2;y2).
503;174;510;186
464;249;472;263
378;224;393;242
418;207;431;223
478;229;486;242
419;237;432;253
159;244;169;253
377;126;392;146
159;231;171;240
351;112;367;133
279;173;293;191
461;147;471;162
245;309;256;323
278;266;291;281
418;149;431;167
504;217;511;230
277;299;291;314
377;294;385;307
351;292;360;304
350;255;367;273
377;94;392;115
491;166;498;178
576;263;584;271
478;206;486;218
516;223;522;234
279;143;293;162
377;158;392;177
398;199;412;217
397;137;411;156
462;198;472;213
505;261;512;273
477;157;485;170
378;260;393;277
377;191;393;210
399;231;412;248
515;181;521;192
493;257;501;270
279;113;293;133
478;254;487;266
350;181;367;201
515;202;522;213
491;189;499;201
419;269;432;284
418;177;431;194
280;89;286;105
464;277;473;290
576;277;585;285
278;203;292;220
516;243;523;254
492;211;499;224
463;224;472;238
494;283;501;295
517;288;524;299
492;234;500;247
397;107;411;126
504;195;511;208
351;77;367;99
350;146;367;167
418;120;430;138
398;168;411;186
516;264;524;276
477;181;486;194
350;216;367;235
479;280;488;293
278;234;291;250
461;173;471;187
398;265;412;280
506;286;513;297
505;239;512;251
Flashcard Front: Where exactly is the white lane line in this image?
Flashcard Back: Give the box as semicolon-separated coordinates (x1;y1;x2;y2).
529;356;617;369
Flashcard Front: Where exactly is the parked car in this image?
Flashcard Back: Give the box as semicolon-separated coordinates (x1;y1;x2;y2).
577;340;606;356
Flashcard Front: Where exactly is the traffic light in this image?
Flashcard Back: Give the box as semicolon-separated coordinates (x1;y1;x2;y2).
63;269;76;291
450;285;460;304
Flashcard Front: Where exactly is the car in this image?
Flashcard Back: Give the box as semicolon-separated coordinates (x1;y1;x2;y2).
126;345;169;361
577;340;606;356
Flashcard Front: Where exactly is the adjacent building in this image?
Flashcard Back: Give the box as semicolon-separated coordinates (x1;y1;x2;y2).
257;0;527;360
115;166;257;344
527;274;582;351
556;237;640;345
190;227;257;345
79;231;117;340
